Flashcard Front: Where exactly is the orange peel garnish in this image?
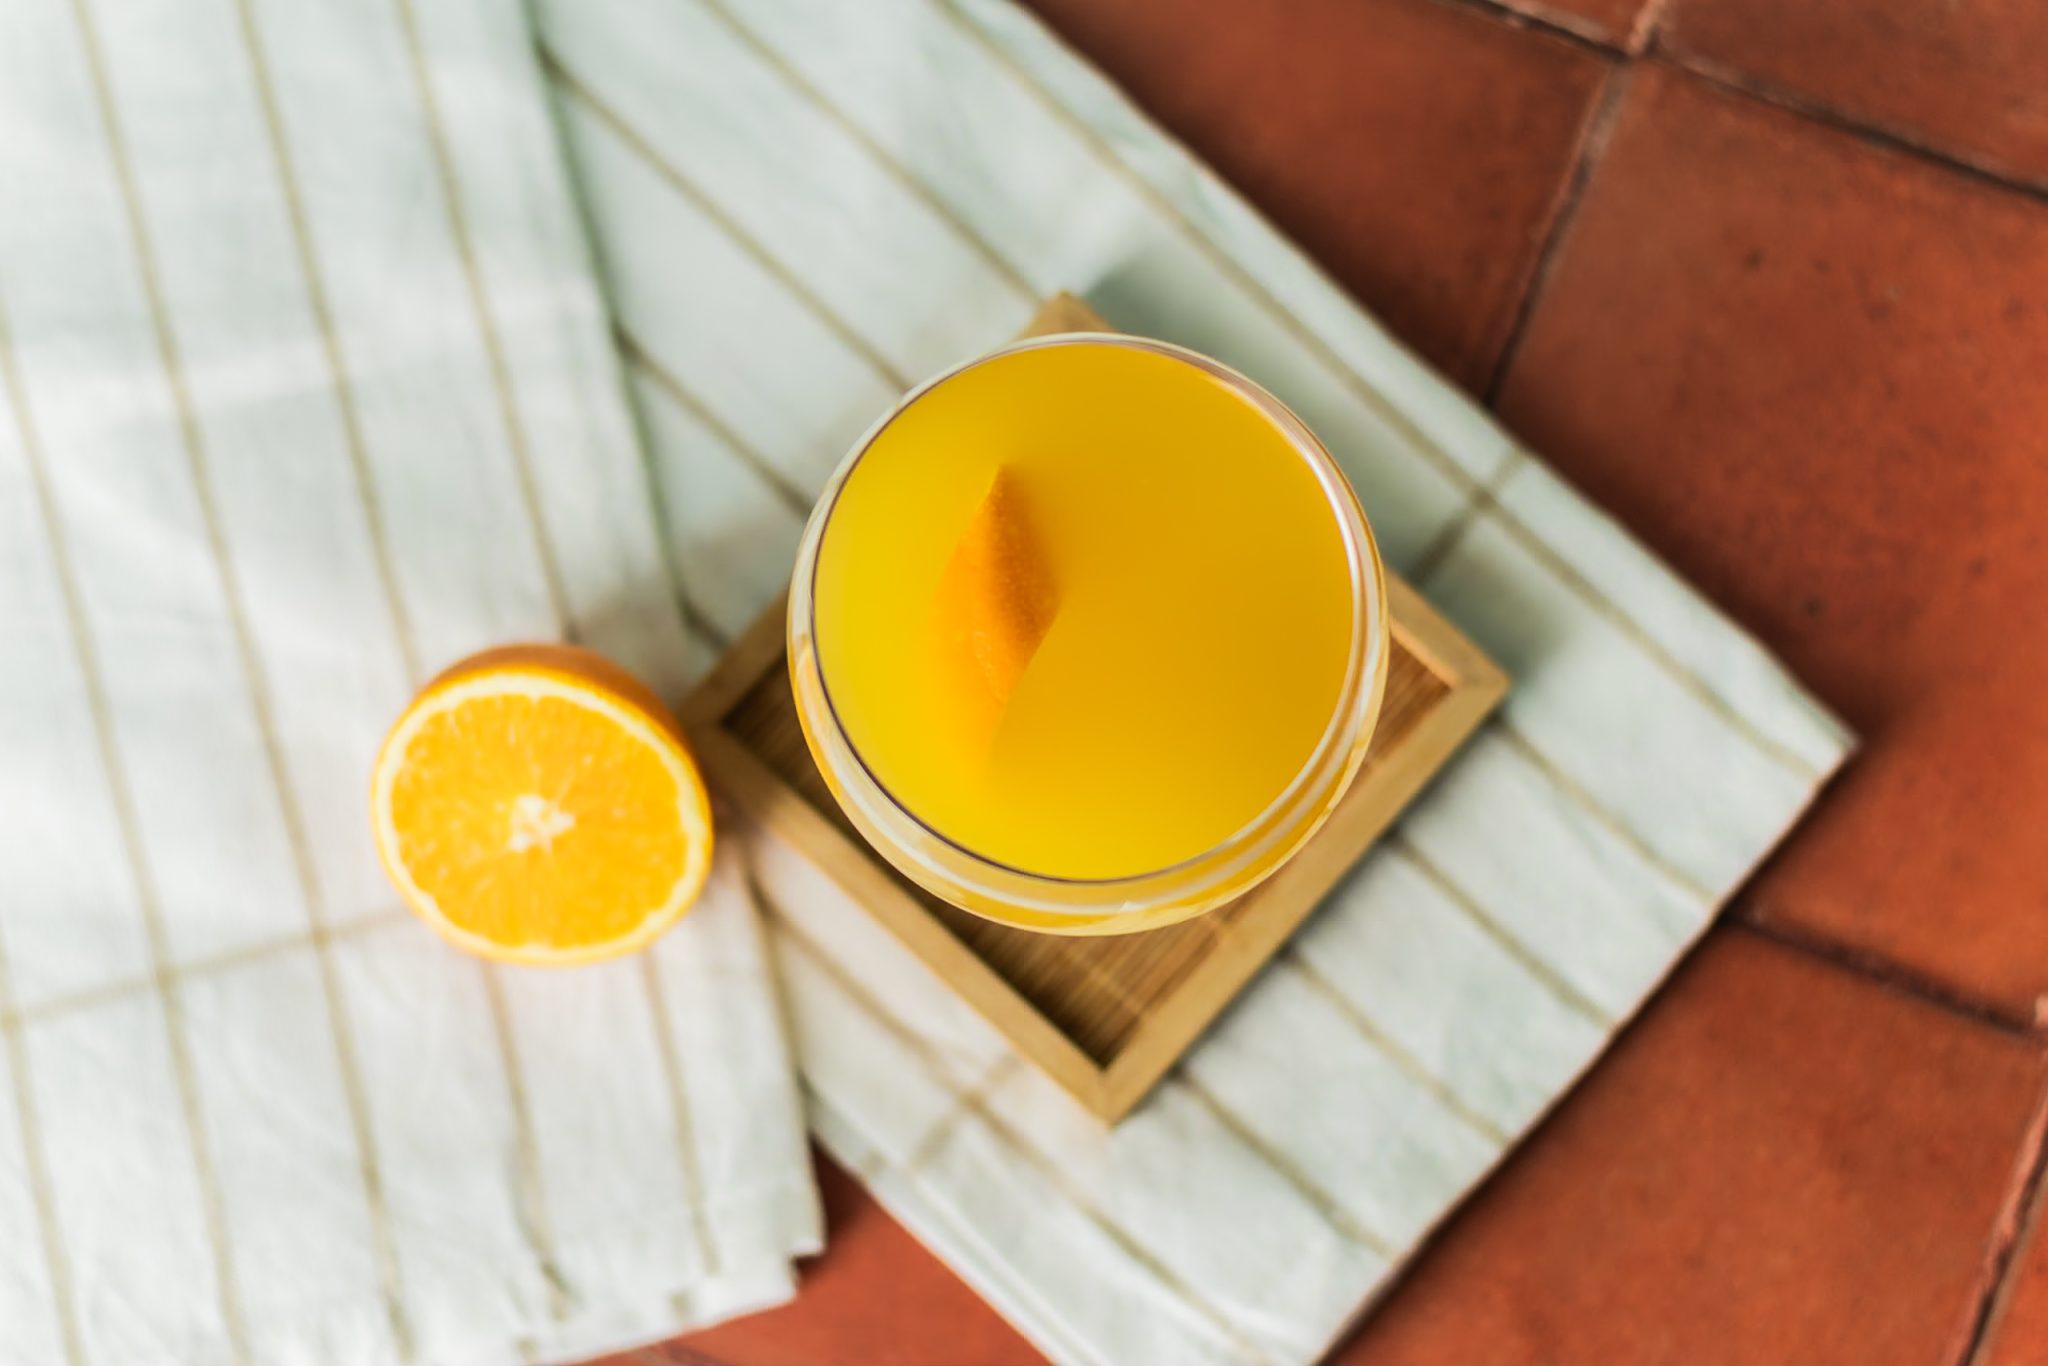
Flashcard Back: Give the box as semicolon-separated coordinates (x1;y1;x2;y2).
932;468;1059;742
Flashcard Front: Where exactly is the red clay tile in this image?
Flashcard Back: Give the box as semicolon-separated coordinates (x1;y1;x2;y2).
1336;928;2044;1366
1661;0;2048;187
1020;0;1612;390
1495;64;2048;1020
665;1152;1046;1366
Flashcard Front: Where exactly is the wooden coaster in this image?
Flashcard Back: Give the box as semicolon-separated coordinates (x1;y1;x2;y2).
680;297;1507;1121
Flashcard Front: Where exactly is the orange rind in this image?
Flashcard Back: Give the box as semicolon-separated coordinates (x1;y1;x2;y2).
932;467;1059;740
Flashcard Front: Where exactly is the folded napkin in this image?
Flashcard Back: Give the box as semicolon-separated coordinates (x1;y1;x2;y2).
538;0;1853;1363
0;1;815;1362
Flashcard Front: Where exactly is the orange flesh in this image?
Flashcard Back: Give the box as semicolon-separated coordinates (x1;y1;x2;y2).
373;647;712;964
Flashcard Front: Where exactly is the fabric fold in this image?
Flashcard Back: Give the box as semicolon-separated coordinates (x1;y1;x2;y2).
0;0;817;1361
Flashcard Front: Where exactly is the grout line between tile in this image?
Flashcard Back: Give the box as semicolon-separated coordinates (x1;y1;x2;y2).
1731;917;2038;1038
1436;0;2048;210
642;1344;739;1366
1420;0;1624;56
1649;49;2048;208
1483;60;1636;406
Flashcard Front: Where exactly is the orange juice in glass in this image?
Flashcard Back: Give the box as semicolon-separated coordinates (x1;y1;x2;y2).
789;333;1388;934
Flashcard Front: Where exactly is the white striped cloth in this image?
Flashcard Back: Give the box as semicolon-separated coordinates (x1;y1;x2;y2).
0;0;816;1363
536;0;1853;1364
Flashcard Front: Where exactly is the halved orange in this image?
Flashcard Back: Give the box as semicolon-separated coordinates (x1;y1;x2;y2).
371;644;713;966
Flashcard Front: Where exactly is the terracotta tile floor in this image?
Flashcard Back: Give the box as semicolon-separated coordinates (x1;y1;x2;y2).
1497;63;2048;1026
1009;0;1611;392
1336;928;2044;1366
611;0;2048;1361
1660;0;2048;188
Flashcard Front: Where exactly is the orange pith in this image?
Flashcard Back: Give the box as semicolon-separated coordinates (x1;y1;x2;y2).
371;645;713;966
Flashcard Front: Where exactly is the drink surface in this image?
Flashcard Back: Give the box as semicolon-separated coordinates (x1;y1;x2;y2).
812;341;1355;881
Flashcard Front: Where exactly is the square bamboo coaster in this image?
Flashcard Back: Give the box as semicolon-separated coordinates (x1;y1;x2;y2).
680;297;1508;1121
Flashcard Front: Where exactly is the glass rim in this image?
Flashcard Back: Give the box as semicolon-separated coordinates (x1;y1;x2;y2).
791;331;1389;915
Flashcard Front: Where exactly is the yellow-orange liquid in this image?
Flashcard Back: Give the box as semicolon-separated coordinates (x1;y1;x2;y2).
812;341;1355;880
